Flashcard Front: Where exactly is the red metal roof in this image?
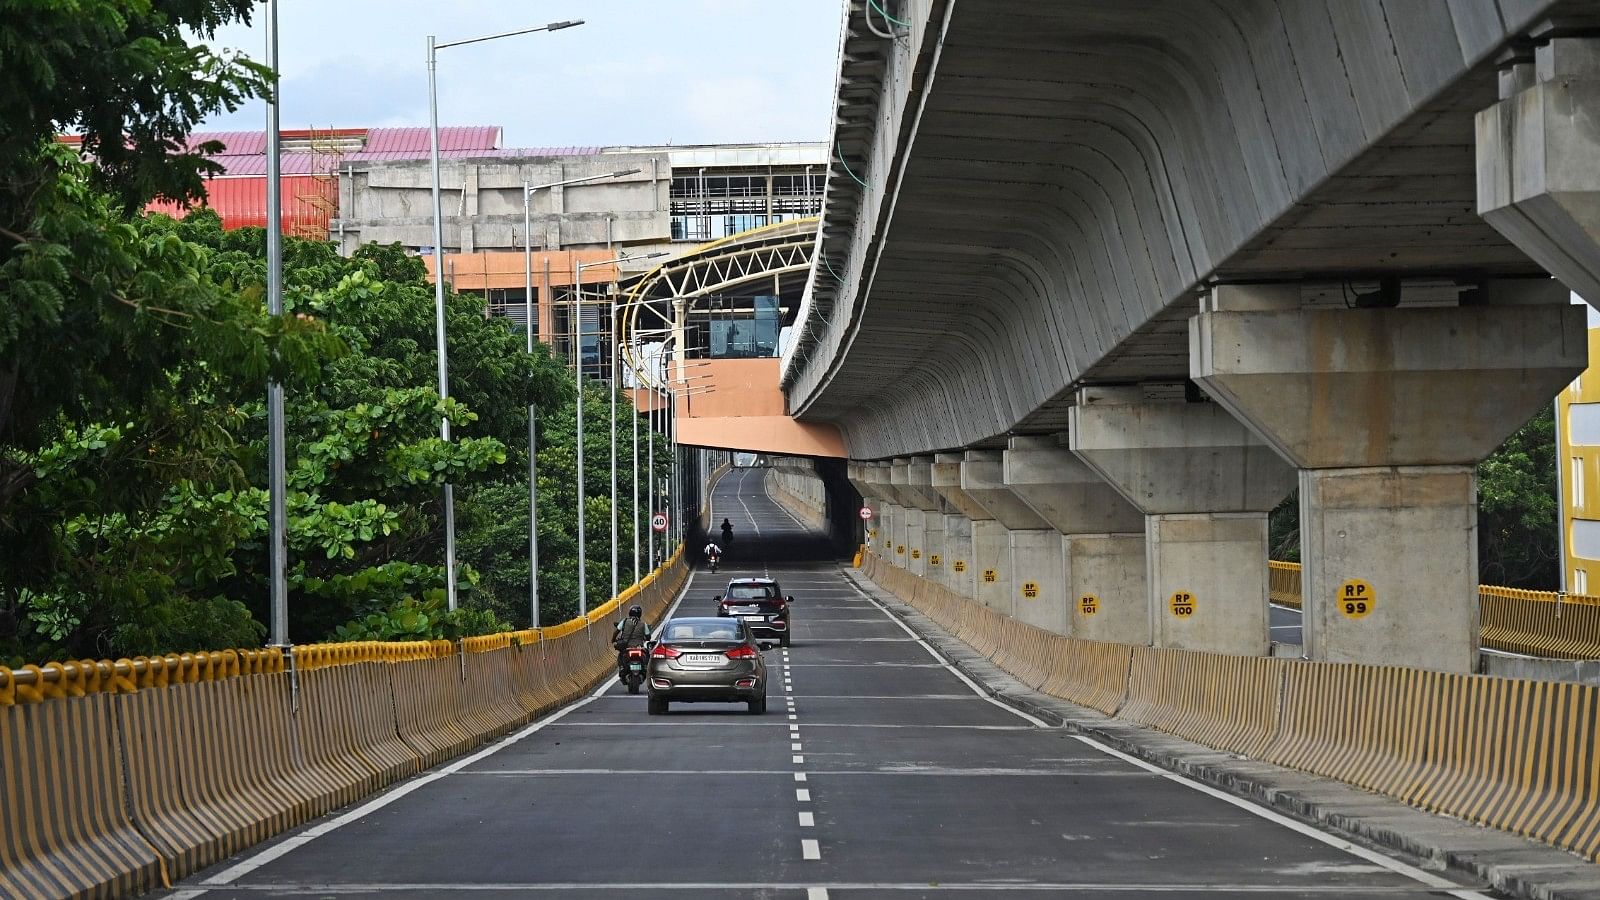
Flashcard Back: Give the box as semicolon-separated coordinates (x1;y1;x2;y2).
362;126;501;153
189;131;268;156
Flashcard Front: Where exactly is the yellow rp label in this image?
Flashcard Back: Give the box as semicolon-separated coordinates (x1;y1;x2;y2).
1079;594;1100;616
911;548;921;560
1169;590;1196;617
929;554;942;566
1339;579;1375;619
896;544;905;555
1021;581;1040;599
982;569;998;583
953;560;967;572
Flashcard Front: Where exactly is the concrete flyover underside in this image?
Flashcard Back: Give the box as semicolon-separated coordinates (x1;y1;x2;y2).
783;0;1576;460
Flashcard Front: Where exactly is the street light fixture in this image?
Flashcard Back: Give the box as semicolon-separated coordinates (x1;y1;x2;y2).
518;167;638;628
428;19;584;612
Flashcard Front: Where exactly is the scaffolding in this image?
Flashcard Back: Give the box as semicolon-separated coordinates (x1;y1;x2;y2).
293;126;344;239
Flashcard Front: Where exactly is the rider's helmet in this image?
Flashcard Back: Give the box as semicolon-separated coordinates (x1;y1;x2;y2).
628;604;643;618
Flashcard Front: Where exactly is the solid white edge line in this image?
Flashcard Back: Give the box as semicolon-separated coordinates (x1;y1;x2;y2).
851;571;1491;899
188;572;700;893
1070;735;1492;900
845;577;1050;728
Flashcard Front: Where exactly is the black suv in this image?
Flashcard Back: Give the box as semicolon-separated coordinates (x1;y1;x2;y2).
714;577;792;647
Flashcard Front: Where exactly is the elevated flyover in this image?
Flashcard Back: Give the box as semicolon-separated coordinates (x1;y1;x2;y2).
784;0;1600;673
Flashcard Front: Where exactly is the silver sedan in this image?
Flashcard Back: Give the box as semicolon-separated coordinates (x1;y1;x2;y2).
646;617;771;714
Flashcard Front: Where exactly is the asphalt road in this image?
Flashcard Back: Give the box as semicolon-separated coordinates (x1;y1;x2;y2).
165;467;1495;899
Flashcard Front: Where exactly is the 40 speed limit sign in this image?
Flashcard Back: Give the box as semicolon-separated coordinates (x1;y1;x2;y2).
650;513;669;533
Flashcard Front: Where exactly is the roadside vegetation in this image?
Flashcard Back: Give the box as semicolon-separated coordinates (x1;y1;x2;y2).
0;1;663;664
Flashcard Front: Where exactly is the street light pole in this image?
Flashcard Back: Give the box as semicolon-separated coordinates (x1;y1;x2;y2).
265;0;288;647
428;19;583;613
573;250;665;614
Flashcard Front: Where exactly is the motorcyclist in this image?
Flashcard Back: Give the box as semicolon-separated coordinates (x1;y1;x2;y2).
613;605;651;678
703;540;722;571
720;518;734;546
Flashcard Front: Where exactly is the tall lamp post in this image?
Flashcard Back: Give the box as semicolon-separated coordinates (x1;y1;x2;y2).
265;0;288;647
429;18;583;612
572;251;665;616
519;168;638;628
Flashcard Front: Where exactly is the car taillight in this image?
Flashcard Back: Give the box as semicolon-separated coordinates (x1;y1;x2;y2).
725;645;758;659
651;645;681;659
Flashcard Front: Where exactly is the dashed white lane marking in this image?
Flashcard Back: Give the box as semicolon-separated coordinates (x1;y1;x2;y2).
807;888;829;900
792;742;804;751
796;789;811;802
1072;735;1492;900
799;812;815;827
785;685;793;692
792;755;805;764
801;839;821;860
789;714;798;721
174;578;703;896
794;773;807;782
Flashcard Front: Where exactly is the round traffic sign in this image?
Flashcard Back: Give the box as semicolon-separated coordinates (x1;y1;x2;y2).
859;506;874;520
650;513;668;533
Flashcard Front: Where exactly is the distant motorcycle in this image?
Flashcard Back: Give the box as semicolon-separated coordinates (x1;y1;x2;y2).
621;646;647;694
708;552;721;573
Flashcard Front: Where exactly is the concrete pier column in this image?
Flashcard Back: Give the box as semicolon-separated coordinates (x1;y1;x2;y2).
890;459;922;571
904;456;946;582
1005;435;1149;644
931;453;979;595
864;463;900;562
1070;387;1296;656
958;450;1057;626
847;461;879;550
1193;282;1584;672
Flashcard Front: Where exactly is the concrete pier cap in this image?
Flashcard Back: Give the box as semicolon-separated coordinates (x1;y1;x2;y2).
1003;434;1143;534
1478;36;1600;306
1069;386;1294;657
1191;280;1585;672
931;452;992;521
899;456;943;512
958;450;1052;530
1005;433;1149;644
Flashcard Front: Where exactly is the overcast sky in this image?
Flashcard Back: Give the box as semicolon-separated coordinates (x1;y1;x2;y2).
198;1;843;147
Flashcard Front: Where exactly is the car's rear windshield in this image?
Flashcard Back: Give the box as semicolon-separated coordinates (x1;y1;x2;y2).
726;584;777;600
662;620;745;642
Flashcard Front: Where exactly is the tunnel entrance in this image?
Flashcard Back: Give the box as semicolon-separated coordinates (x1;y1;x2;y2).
692;459;860;570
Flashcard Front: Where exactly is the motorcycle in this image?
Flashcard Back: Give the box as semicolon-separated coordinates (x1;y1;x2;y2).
708;552;721;573
621;645;647;694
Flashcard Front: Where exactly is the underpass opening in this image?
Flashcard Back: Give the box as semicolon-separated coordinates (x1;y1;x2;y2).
695;454;861;570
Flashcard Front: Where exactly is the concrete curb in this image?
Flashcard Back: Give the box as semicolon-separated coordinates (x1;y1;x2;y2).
841;567;1600;900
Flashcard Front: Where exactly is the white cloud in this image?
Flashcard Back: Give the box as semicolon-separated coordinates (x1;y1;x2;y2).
198;0;843;146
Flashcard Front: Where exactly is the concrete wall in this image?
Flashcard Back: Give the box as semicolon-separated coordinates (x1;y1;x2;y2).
335;153;670;255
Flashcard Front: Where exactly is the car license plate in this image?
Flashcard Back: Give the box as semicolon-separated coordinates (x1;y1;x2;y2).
684;654;726;665
738;613;766;621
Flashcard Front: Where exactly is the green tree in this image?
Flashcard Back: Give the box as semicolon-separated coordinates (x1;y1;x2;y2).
1479;406;1559;589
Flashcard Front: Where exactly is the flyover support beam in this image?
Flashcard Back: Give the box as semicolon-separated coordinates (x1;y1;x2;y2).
931;453;981;597
1005;435;1146;642
1193;284;1584;673
1070;387;1295;656
892;457;944;578
1479;36;1600;307
959;450;1063;632
864;462;900;561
